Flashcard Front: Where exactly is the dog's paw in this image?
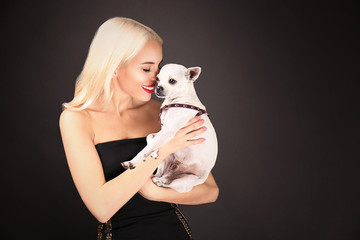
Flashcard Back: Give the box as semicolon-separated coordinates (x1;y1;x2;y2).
152;177;163;187
146;133;156;143
142;153;150;160
152;177;172;186
121;161;135;170
134;152;148;161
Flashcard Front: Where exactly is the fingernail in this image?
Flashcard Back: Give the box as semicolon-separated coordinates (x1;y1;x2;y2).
203;127;207;131
201;119;205;123
202;138;206;142
196;116;201;119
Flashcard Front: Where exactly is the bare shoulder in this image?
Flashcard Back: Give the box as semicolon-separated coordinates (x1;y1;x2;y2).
59;108;93;139
59;109;90;129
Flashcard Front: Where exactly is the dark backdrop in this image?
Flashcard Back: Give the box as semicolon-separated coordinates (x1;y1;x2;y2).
2;1;359;239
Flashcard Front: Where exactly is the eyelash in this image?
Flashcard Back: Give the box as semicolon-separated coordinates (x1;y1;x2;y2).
143;66;162;73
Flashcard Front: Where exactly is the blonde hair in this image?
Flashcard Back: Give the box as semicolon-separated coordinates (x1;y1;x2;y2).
62;17;163;110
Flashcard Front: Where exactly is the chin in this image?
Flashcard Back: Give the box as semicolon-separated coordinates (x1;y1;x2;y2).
139;94;152;103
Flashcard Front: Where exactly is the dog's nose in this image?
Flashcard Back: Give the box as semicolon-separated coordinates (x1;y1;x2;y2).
156;86;164;93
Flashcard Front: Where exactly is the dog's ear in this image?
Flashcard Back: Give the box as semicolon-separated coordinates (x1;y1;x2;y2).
186;67;201;81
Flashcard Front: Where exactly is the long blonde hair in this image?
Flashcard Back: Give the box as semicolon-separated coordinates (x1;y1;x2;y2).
62;17;163;110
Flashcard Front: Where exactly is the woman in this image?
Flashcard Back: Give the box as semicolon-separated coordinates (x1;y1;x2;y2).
59;17;219;240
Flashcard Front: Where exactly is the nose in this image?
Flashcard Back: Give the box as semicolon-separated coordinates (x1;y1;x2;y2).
156;85;164;93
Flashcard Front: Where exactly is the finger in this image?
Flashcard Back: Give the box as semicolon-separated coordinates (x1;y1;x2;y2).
182;118;204;133
183;116;201;128
186;126;207;139
186;137;206;146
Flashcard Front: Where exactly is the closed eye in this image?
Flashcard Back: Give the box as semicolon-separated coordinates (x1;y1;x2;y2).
143;69;150;72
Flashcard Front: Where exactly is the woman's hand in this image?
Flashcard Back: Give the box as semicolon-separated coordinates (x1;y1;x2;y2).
139;116;216;204
139;173;219;204
159;116;207;157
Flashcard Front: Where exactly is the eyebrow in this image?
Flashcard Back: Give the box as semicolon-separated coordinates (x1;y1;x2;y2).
140;60;163;65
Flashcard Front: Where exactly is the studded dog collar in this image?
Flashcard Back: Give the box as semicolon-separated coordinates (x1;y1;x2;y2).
159;104;207;123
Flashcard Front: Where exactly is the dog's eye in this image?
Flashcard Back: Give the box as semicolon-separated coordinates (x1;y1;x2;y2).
169;78;177;85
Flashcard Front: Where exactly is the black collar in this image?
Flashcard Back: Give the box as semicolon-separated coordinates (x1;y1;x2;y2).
159;104;207;122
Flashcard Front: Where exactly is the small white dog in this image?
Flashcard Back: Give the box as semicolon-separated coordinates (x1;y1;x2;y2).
122;64;218;192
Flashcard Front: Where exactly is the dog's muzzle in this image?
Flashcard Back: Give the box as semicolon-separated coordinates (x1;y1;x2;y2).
155;84;165;97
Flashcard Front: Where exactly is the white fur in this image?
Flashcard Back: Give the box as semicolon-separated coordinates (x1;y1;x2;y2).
121;64;218;192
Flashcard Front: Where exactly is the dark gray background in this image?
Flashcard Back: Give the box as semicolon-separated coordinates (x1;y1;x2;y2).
2;0;359;239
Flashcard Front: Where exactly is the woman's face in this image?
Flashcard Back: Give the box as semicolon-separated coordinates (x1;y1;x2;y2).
115;40;163;103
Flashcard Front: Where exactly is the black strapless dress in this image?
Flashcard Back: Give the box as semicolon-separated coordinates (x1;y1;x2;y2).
95;137;193;240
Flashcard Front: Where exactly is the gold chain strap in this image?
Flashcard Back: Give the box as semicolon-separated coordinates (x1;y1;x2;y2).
97;220;112;240
97;207;192;240
97;222;103;240
171;203;193;239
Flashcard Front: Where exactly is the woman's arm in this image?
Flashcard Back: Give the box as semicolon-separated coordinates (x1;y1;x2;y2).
139;172;219;205
59;110;205;223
